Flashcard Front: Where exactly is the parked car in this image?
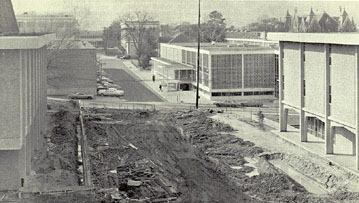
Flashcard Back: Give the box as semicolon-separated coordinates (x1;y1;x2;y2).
108;84;121;89
97;85;108;91
213;100;243;108
98;89;124;97
68;92;95;100
102;77;113;83
241;101;263;107
119;55;130;59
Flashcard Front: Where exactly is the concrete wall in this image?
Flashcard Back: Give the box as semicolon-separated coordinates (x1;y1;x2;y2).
0;50;21;145
330;45;356;126
0;46;48;190
283;42;301;108
304;44;326;115
48;49;97;96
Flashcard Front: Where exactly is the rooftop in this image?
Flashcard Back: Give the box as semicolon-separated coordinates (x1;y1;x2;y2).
267;32;359;45
151;57;194;70
169;43;276;52
0;33;55;49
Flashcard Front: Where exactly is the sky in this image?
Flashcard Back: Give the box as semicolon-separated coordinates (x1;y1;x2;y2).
11;0;359;30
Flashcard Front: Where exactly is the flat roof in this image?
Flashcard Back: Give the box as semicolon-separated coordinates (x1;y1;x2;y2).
168;43;276;52
0;33;56;49
267;32;359;45
151;57;194;70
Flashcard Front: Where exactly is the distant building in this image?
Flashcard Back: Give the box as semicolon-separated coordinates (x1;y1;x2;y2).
284;8;356;32
47;40;97;96
77;30;103;48
0;0;55;190
16;12;78;37
269;33;359;169
226;31;267;39
152;43;277;101
120;21;160;57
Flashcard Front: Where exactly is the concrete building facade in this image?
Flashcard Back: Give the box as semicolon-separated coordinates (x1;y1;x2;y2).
0;33;55;190
153;43;277;101
77;30;103;48
268;33;359;169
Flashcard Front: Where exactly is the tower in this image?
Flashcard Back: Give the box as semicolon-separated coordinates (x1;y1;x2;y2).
0;0;19;35
284;10;292;32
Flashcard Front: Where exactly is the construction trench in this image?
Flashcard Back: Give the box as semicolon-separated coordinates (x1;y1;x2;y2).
18;101;359;202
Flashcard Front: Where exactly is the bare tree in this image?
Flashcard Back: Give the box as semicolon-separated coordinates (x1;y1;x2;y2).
118;11;158;59
47;5;92;86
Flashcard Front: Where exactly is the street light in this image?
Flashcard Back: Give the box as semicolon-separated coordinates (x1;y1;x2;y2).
195;0;201;109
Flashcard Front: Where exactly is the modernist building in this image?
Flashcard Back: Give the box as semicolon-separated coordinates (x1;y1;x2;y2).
225;38;280;98
16;12;78;38
268;32;359;169
120;21;160;57
47;40;97;96
77;30;104;48
152;43;277;101
0;0;55;190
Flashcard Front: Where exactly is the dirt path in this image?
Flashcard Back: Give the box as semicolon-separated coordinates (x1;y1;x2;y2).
212;113;359;199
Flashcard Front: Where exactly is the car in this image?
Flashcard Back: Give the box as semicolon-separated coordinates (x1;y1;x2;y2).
97;85;108;91
119;55;130;59
98;89;124;97
68;92;95;100
101;77;114;83
214;101;243;108
108;83;121;89
241;101;264;107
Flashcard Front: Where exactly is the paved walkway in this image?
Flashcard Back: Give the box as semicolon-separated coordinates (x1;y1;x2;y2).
122;60;213;105
232;110;359;178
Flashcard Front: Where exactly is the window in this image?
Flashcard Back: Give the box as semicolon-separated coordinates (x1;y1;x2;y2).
303;80;306;96
212;92;221;97
329;57;332;65
243;92;253;96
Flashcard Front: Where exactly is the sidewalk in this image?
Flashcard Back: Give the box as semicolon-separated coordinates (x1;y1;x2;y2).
232;110;359;178
123;60;213;105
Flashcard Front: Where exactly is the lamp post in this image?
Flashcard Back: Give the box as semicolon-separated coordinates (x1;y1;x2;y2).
195;0;201;109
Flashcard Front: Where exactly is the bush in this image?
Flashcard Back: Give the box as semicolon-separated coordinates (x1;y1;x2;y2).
138;54;150;68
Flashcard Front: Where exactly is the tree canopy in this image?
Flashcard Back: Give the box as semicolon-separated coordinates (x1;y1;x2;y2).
245;16;285;32
202;11;227;42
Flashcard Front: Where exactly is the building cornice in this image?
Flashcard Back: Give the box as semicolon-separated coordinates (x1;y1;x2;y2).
0;33;56;49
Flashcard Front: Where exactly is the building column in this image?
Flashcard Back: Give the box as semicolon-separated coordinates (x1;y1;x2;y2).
325;44;333;154
355;46;359;169
279;43;287;132
299;43;307;142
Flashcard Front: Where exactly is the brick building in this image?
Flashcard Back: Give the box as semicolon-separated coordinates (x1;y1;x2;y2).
152;43;277;101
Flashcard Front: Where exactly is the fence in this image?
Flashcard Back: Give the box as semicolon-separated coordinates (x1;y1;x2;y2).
79;101;156;111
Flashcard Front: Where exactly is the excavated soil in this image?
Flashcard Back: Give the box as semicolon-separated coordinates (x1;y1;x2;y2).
29;101;80;190
80;108;343;202
27;107;359;202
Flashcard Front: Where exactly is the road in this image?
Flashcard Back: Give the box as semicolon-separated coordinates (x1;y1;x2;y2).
99;56;163;103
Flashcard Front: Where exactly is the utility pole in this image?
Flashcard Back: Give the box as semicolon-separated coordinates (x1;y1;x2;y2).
196;0;201;109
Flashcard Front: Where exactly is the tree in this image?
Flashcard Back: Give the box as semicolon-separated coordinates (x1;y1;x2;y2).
245;16;285;32
46;5;92;86
103;20;122;53
202;11;227;42
117;11;158;66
